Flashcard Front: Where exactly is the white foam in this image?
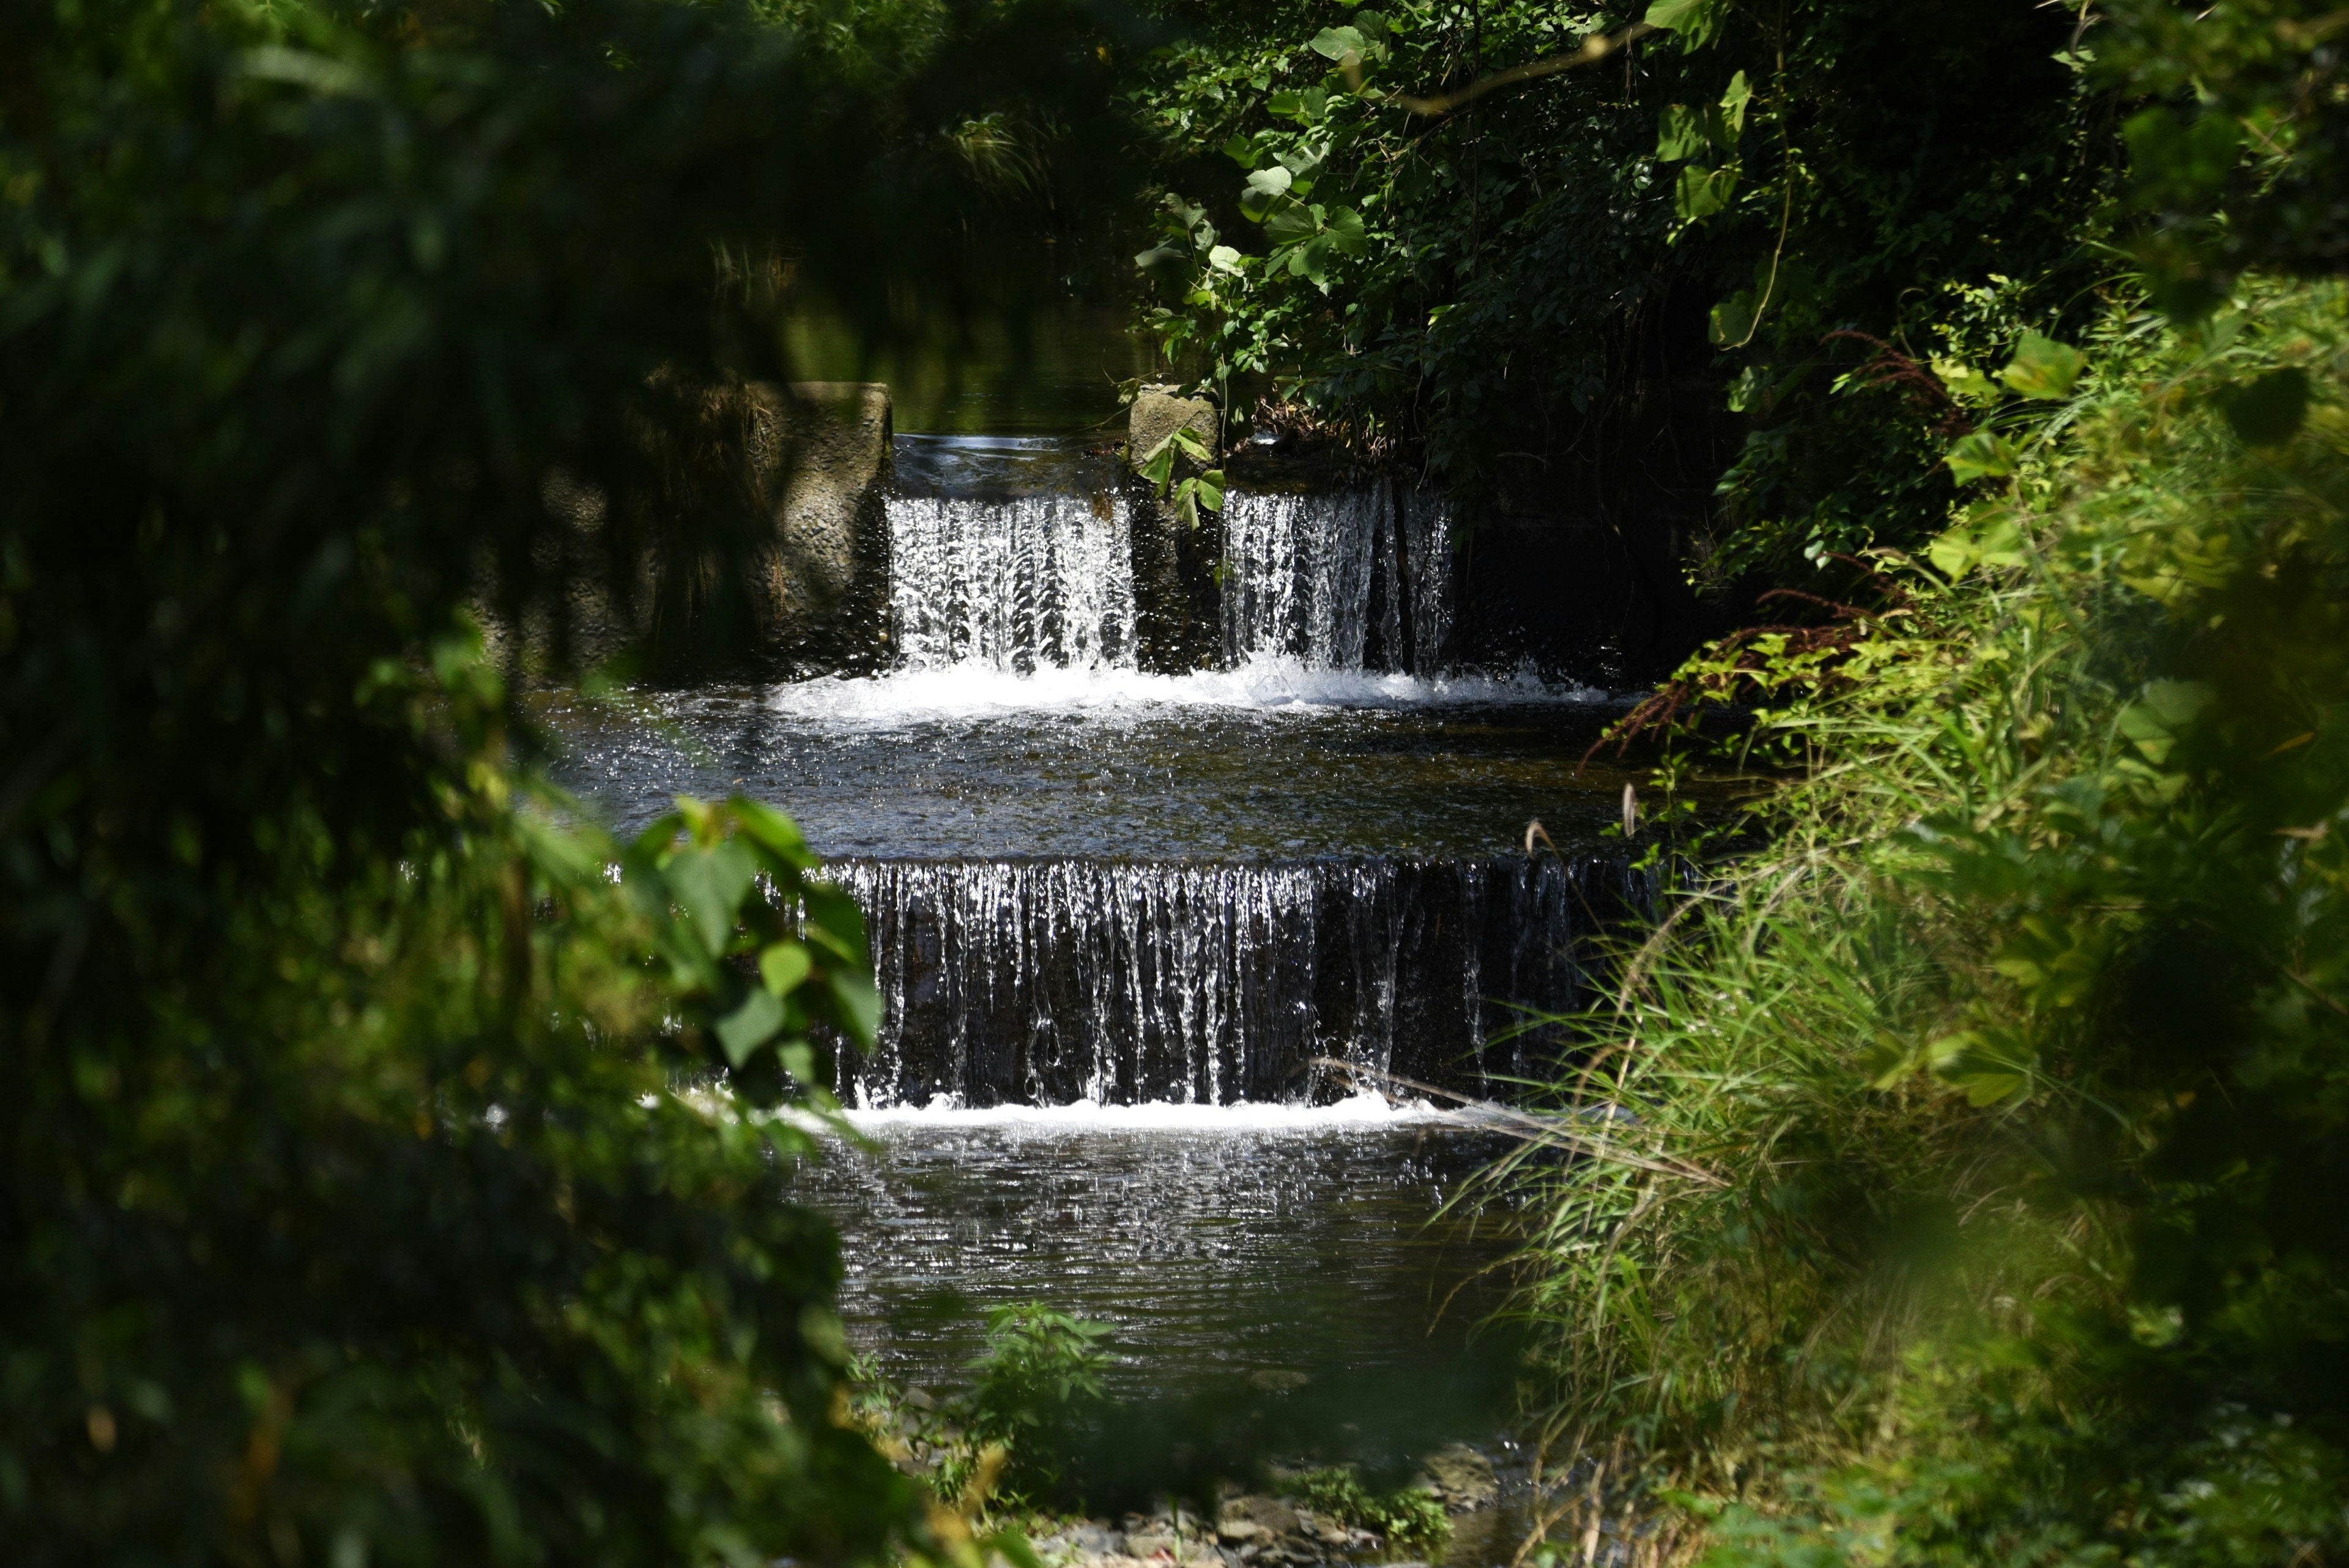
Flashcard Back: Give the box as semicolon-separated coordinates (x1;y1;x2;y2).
764;655;1599;727
837;1088;1468;1133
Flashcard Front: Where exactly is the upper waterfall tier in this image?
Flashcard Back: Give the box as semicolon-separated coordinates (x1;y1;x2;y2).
881;453;1452;680
1219;483;1450;675
888;493;1138;674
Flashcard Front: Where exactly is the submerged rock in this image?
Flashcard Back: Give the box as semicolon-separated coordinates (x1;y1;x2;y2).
1417;1441;1499;1510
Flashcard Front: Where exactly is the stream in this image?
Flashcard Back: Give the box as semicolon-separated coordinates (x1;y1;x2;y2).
548;431;1642;1542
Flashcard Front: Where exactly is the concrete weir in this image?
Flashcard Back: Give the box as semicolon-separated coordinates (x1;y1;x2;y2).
478;379;892;678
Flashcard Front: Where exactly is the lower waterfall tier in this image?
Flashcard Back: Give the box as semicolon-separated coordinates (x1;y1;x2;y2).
829;853;1656;1109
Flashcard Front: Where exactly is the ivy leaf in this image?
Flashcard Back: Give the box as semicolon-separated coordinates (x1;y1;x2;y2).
1999;331;2085;400
1945;430;2020;484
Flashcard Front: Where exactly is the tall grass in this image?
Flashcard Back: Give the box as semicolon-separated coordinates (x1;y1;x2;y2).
1496;279;2349;1568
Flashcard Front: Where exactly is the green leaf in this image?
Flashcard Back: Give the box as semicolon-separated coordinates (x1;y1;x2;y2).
1245;165;1294;198
1310;26;1368;61
1926;503;2028;578
1324;206;1367;256
760;941;813;996
1657;104;1706;162
1999;330;2085;400
1945;430;2020;484
1718;70;1751;135
663;839;756;956
1264;199;1320;245
1707;291;1756;346
2117;680;2214;765
1207;243;1245;274
1929;357;2002;405
1222;133;1257;166
2221;366;2309;446
729;797;814;872
714;986;785;1067
1674;163;1734;223
1643;0;1724;45
826;969;883;1047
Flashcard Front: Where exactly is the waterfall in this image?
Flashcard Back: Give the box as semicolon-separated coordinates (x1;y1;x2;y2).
887;494;1137;673
1219;483;1452;674
826;853;1651;1109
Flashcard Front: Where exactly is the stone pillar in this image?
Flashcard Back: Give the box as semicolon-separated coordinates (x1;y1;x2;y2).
1126;384;1217;467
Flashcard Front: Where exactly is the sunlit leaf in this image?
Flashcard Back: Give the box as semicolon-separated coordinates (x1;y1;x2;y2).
1999;330;2085;400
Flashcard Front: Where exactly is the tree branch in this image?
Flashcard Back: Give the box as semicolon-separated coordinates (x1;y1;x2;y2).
1388;20;1658;118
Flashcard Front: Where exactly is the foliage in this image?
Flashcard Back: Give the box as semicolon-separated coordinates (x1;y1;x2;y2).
961;1304;1115;1502
2098;0;2349;314
1135;419;1228;531
0;0;1106;1560
1286;1466;1452;1551
1125;0;2120;575
1499;276;2349;1567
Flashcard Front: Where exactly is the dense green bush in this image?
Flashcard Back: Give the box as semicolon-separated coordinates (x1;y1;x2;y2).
0;0;1104;1560
1499;205;2349;1568
1125;0;2120;574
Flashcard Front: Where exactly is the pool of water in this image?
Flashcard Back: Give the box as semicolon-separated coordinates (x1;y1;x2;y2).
540;675;1650;858
793;1102;1527;1477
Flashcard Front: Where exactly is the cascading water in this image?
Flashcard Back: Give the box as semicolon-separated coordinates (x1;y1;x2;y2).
554;425;1647;1443
832;852;1652;1110
887;492;1136;673
1219;481;1452;674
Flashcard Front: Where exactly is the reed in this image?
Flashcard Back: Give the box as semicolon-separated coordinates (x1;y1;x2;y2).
1493;278;2349;1567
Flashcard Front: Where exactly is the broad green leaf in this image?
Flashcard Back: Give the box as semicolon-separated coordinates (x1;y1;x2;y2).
664;839;756;956
730;797;814;872
1945;429;2019;484
1644;0;1724;44
1134;242;1189;274
1999;330;2085;400
1245;165;1293;197
1926;503;2028;578
1310;26;1368;61
1930;356;2002;404
1707;291;1755;346
714;986;785;1066
1324;206;1368;256
827;969;883;1047
760;941;813;996
1718;70;1751;135
1222;133;1256;166
1207;243;1245;273
1657;104;1706;162
1674;163;1734;223
1264;200;1320;245
2117;680;2214;765
779;1041;818;1087
801;883;870;965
